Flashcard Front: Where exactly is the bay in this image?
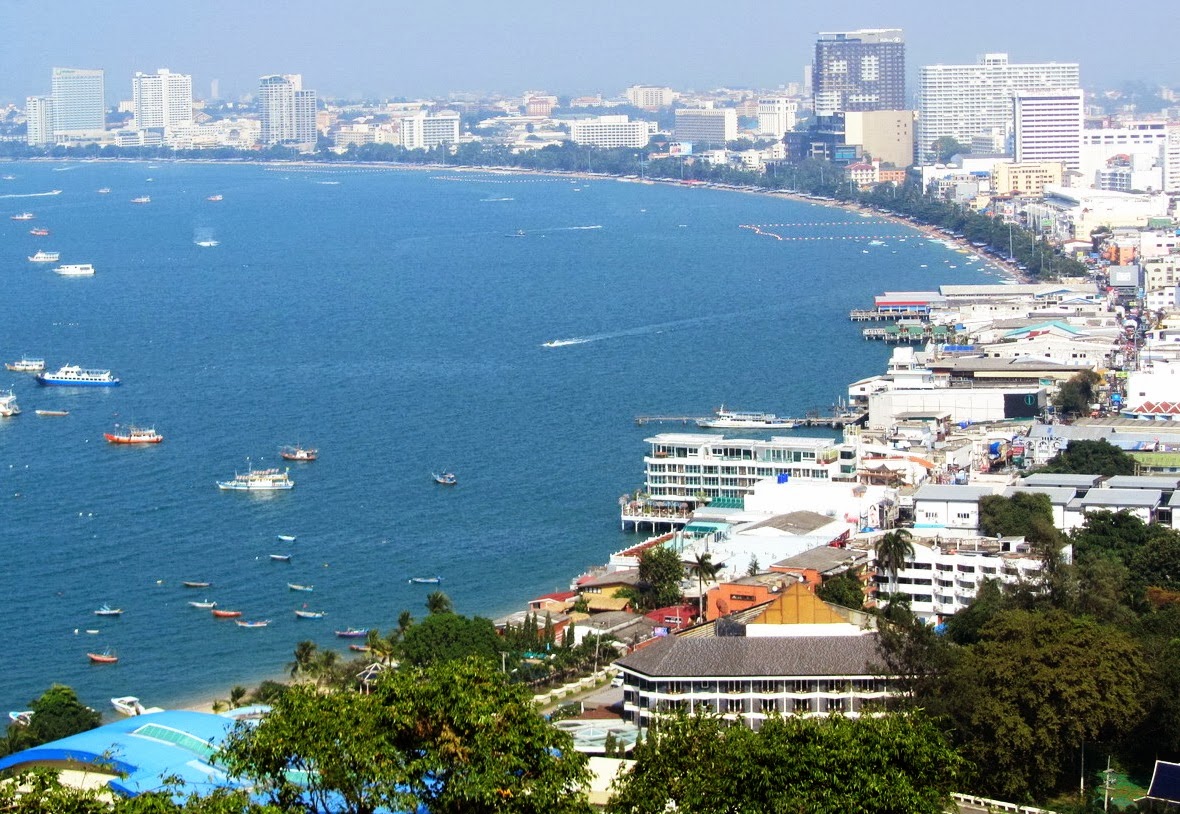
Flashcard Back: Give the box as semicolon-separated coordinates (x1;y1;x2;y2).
0;161;990;713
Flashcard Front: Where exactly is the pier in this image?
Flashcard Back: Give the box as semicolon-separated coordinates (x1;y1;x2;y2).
862;324;962;343
633;411;868;429
849;309;913;321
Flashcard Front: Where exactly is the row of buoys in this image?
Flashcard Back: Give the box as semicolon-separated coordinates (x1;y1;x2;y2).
431;176;552;184
744;221;882;227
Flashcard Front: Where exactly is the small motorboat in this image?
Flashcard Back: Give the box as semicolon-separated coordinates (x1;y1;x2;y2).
188;600;217;609
432;472;457;485
182;581;211;588
408;576;442;584
94;604;123;617
8;711;33;726
280;445;318;462
294;609;325;619
334;628;370;638
34;409;69;417
206;194;223;201
211;609;242;619
270;554;292;562
288;583;314;592
277;534;296;542
88;650;118;664
131;196;151;204
235;620;270;628
11;212;34;221
111;696;147;716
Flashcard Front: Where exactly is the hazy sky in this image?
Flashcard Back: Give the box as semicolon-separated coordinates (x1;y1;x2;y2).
1;0;1177;103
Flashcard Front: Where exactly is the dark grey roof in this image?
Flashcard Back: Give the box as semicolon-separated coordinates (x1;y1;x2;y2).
615;633;883;678
772;546;869;573
741;510;836;535
1104;476;1180;490
1021;473;1104;489
1078;488;1161;508
1004;485;1077;505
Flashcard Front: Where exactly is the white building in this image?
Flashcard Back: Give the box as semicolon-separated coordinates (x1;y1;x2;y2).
399;111;460;150
1023;185;1171;240
917;53;1079;163
1081;122;1169;191
1013;89;1083;171
258;74;317;152
1166;125;1180;194
25;96;54;146
568;115;655;149
51;66;105;135
625;86;675;110
673;108;737;146
132;69;193;130
757;98;798;139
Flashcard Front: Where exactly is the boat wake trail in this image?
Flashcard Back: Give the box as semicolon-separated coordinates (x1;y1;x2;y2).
0;190;63;199
480;197;515;202
541;311;751;349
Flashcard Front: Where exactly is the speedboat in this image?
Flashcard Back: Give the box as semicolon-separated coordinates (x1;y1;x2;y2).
29;227;49;236
432;472;457;485
206;194;223;201
104;426;163;444
195;239;219;247
280;445;318;462
696;406;797;430
0;390;20;418
277;534;296;542
270;553;292;562
54;263;96;276
5;357;44;372
36;365;120;387
8;711;33;726
111;696;147;716
131;196;151;204
97;188;111;194
288;583;314;592
94;604;123;617
27;251;60;263
408;576;442;584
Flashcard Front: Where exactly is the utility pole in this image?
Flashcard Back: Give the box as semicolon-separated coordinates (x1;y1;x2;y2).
1102;756;1116;813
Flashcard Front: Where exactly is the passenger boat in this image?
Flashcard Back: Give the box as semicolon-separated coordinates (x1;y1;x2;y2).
87;650;118;664
408;576;443;584
280;445;318;462
28;251;60;262
111;696;147;716
104;426;163;444
235;620;270;628
270;554;292;562
131;196;151;204
287;583;313;592
54;263;96;276
187;600;217;609
182;580;212;588
206;194;223;201
211;609;242;619
34;409;68;417
29;227;49;236
10;212;34;221
334;628;370;638
696;406;798;430
294;609;325;619
36;365;120;387
217;465;294;491
94;604;123;617
5;357;44;372
432;472;457;485
0;390;20;418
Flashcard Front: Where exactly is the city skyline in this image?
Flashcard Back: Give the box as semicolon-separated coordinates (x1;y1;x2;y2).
0;0;1176;104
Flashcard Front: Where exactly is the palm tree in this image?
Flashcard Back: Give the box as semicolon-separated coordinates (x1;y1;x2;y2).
288;640;318;680
874;529;914;603
425;590;453;615
312;650;341;689
688;552;720;622
397;609;414;636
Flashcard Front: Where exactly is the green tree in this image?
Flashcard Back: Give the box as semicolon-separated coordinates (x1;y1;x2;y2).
874;529;914;600
627;545;684;611
23;684;101;748
399;611;501;667
287;640;317;680
1038;440;1136;476
931;135;969;163
816;571;865;610
1052;370;1101;416
687;551;720;621
425;590;453;615
979;492;1059;544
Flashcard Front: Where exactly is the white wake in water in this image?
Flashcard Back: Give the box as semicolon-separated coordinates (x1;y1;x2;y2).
541;311;751;349
0;190;62;199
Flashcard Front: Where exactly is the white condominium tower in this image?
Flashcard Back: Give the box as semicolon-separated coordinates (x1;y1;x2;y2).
51;67;105;134
917;53;1079;163
258;74;317;152
813;29;906;116
673;108;737;146
757;98;798;139
132;69;193;129
25;96;55;145
1013;89;1084;171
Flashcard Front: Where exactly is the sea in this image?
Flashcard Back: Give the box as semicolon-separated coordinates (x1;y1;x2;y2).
0;161;993;715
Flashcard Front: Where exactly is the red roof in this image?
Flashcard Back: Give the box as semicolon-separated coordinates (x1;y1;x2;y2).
534;590;577;602
644;604;698;630
1127;401;1180;415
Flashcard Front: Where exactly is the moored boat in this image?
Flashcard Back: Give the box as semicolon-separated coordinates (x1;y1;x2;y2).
54;263;96;276
696;406;797;430
294;609;325;619
334;628;370;638
217;465;294;491
280;445;317;462
0;390;20;418
8;711;33;726
432;472;457;485
10;212;34;221
235;620;270;628
111;696;147;716
277;534;296;542
270;554;292;562
349;644;371;653
287;583;313;592
36;365;119;387
408;576;443;584
29;227;49;236
104;426;163;444
187;600;216;609
87;650;118;664
211;609;242;619
27;251;60;263
182;580;212;588
5;357;44;373
34;409;69;417
94;604;123;617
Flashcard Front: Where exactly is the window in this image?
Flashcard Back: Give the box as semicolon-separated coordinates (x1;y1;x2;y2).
826;698;846;713
725;698;743;714
793;698;812;714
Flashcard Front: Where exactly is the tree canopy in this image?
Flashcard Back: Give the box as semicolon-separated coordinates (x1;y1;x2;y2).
399;611;502;668
626;545;684;611
2;684;101;756
1051;370;1101;416
1037;439;1136;476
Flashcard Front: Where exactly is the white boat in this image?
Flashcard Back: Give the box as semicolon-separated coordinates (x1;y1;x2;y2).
111;696;147;716
187;600;217;609
54;263;96;277
218;465;294;491
195;240;219;247
36;365;120;387
131;196;151;204
696;406;797;430
206;194;223;201
28;251;60;263
0;390;20;417
10;212;34;221
5;357;45;372
277;534;296;542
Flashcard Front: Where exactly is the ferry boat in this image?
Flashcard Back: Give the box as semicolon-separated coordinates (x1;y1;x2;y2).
280;445;318;462
0;390;20;417
28;251;60;263
206;194;223;201
696;406;797;430
130;196;151;204
36;365;120;387
217;466;295;491
54;263;96;277
5;357;45;372
29;227;49;236
10;212;34;221
104;426;163;444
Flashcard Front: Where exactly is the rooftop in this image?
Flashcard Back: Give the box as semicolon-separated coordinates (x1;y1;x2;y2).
615;633;882;678
913;484;996;502
1076;488;1162;508
740;510;839;536
772;546;869;574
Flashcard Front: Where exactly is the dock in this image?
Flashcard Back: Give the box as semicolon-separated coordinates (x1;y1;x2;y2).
634;411;867;429
849;309;914;321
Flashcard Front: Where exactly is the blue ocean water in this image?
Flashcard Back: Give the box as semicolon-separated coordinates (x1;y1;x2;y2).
0;161;991;713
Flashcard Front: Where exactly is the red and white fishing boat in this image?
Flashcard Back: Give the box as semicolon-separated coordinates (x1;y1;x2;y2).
280;445;318;462
211;609;243;619
87;651;118;664
104;426;163;444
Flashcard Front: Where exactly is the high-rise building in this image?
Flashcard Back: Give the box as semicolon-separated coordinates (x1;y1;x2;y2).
51;67;105;134
132;69;193;129
673;108;737;146
917;53;1080;163
258;74;317;152
1013;89;1084;172
399;111;460;150
757;98;798;139
1163;125;1180;194
25;96;55;146
625;86;675;110
813;29;905;116
569;115;655;149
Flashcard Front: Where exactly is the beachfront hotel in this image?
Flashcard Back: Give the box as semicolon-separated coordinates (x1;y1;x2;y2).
51;66;105;135
258;74;317;152
132;68;193;130
812;29;906;117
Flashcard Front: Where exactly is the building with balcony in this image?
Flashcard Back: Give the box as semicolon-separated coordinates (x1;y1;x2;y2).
132;68;192;130
25;96;54;146
568;115;655;149
813;29;906;116
625;86;675;110
258;74;317;152
673;108;737;146
51;66;105;135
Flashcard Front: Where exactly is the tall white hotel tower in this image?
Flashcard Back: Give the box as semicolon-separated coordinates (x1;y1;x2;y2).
132;69;193;129
258;74;317;153
50;67;105;135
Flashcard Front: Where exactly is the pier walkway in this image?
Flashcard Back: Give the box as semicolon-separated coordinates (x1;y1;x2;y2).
633;412;867;429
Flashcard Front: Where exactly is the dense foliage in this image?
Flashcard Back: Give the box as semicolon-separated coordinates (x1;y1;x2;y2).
1;684;101;757
1038;440;1138;476
622;545;684;611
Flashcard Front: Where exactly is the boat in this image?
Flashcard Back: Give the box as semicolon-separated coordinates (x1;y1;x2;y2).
131;196;151;204
277;534;296;542
182;580;212;588
10;212;34;221
7;711;33;726
29;227;49;236
294;609;325;619
0;390;20;418
334;628;370;638
97;188;111;194
408;576;443;584
280;445;318;462
27;251;60;262
111;696;147;716
36;365;120;387
104;426;163;444
211;609;242;618
93;604;123;617
195;239;220;247
34;409;68;417
5;357;45;372
235;620;270;628
217;465;294;491
206;194;223;201
432;472;457;485
187;600;217;609
54;263;96;276
287;583;313;592
696;406;798;430
349;644;371;653
87;650;118;664
270;554;292;562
